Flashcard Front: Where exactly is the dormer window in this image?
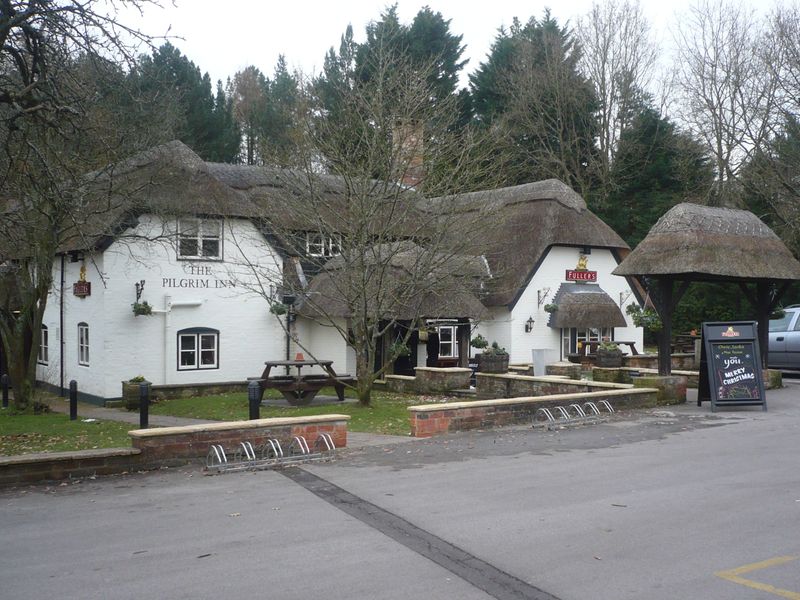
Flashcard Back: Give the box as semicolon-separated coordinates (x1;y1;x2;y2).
306;232;341;258
178;218;222;260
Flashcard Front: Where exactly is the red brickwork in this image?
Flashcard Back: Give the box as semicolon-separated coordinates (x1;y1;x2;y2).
130;417;349;462
409;389;659;437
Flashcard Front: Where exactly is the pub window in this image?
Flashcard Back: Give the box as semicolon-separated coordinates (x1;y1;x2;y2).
78;322;90;366
178;218;222;260
38;325;49;365
438;325;458;358
306;232;341;258
177;328;219;370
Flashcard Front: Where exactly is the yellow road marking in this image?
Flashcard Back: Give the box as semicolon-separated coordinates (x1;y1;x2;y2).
715;556;800;599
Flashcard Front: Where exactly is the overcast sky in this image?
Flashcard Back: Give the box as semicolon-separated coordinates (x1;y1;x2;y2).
123;0;696;87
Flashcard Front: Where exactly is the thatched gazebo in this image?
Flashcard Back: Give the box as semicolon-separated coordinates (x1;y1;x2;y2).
613;203;800;374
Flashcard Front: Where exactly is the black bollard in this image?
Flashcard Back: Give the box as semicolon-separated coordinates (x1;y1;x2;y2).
248;380;261;420
139;381;150;429
69;380;78;421
1;374;8;409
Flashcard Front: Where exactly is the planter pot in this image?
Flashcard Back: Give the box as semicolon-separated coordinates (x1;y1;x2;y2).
477;353;509;373
596;349;623;368
122;380;151;411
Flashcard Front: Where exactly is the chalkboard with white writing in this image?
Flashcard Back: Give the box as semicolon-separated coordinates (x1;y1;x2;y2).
698;322;766;411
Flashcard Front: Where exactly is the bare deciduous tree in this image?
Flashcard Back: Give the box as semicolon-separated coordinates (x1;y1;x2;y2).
576;0;659;196
673;0;780;205
0;1;162;410
228;48;505;406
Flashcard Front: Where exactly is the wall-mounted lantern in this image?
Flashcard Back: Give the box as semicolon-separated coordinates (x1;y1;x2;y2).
525;316;535;333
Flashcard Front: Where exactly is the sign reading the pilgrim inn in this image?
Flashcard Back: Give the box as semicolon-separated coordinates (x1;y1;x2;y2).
698;321;766;412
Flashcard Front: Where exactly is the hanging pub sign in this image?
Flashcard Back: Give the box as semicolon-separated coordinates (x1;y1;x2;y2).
566;254;597;282
698;321;766;412
72;264;91;298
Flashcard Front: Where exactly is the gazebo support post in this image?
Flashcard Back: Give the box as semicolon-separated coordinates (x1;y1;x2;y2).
650;279;691;376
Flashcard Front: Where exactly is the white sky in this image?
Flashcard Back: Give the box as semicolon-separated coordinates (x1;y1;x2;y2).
123;0;697;87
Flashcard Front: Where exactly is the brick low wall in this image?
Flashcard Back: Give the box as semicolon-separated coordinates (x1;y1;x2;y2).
129;415;350;462
408;388;660;437
0;448;144;486
0;415;350;486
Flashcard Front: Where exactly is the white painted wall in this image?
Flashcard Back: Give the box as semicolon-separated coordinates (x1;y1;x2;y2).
471;245;643;364
39;216;285;399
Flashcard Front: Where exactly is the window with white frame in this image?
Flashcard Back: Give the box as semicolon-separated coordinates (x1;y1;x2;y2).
177;328;219;370
306;232;341;258
178;218;222;260
38;325;48;365
561;327;613;358
438;325;458;358
78;322;90;366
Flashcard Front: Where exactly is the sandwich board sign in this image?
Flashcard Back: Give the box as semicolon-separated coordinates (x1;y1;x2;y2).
698;321;766;412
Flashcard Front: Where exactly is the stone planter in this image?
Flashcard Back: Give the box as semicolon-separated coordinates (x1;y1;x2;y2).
477;353;509;373
596;349;623;368
122;380;151;411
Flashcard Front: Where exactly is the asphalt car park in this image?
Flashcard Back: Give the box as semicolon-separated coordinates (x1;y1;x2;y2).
2;384;799;600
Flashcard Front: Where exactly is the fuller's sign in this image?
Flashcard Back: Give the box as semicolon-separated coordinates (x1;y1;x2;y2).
73;281;91;297
566;269;597;282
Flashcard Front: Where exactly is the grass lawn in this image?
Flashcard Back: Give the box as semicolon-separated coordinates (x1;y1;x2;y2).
150;387;442;436
0;410;134;455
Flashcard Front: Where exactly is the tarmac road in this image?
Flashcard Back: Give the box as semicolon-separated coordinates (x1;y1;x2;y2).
2;384;799;600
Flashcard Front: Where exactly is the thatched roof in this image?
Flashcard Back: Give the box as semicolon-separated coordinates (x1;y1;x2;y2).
424;180;630;308
59;141;258;254
295;241;488;320
547;283;627;329
612;203;800;282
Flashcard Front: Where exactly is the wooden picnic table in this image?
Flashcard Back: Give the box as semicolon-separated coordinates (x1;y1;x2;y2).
579;340;639;356
255;360;355;406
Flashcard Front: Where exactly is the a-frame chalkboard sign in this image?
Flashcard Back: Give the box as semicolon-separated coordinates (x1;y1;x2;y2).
698;321;767;412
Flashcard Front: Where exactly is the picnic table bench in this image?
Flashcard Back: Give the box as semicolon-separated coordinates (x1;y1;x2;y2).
251;360;356;406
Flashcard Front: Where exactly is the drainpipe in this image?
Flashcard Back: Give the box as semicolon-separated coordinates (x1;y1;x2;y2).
149;296;204;385
59;255;65;396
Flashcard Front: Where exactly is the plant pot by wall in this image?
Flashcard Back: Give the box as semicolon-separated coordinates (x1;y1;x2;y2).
596;349;623;368
478;354;509;373
122;380;150;411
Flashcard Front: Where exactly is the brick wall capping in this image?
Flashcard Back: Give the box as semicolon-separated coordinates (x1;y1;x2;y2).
128;414;351;439
385;374;416;381
408;387;655;413
478;372;629;389
413;367;472;374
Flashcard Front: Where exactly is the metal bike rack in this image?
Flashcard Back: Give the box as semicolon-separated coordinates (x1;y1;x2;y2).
206;434;337;473
533;401;615;430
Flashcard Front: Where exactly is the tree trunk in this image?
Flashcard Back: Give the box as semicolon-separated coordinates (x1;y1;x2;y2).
355;346;373;406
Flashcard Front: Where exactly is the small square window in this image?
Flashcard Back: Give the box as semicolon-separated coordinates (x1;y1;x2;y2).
178;219;222;260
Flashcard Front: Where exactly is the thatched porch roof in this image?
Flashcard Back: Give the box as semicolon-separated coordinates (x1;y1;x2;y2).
547;283;627;329
612;203;800;281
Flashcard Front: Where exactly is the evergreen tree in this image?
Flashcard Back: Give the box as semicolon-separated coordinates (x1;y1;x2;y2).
135;43;238;162
469;12;600;192
603;104;712;246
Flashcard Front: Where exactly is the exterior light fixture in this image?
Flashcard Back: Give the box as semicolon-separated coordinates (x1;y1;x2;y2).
525;316;535;333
